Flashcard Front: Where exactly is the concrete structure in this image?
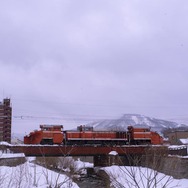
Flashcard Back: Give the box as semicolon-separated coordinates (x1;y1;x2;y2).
0;99;12;143
166;131;188;145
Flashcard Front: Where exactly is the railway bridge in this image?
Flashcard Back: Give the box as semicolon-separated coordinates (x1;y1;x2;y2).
2;144;168;166
6;144;156;156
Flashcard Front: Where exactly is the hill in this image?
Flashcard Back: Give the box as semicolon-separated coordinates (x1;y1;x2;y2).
87;114;184;133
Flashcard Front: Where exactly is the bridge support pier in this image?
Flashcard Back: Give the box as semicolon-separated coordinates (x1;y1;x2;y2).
93;154;144;167
94;155;109;167
94;154;125;167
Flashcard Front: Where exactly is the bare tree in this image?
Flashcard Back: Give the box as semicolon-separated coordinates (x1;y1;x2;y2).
103;148;179;188
35;156;77;187
0;169;8;188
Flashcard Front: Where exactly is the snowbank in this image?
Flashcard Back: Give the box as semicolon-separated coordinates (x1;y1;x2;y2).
0;162;79;188
102;165;188;188
73;158;93;174
0;153;25;159
0;141;12;146
180;138;188;145
109;151;118;155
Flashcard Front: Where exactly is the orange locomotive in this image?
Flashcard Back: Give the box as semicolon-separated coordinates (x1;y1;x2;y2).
24;125;163;145
24;125;64;145
127;126;163;145
65;125;127;145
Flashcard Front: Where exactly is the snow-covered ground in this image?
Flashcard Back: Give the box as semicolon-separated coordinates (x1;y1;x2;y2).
102;165;188;188
180;139;188;145
73;158;93;174
0;152;25;159
0;155;94;188
1;161;188;188
0;161;79;188
0;141;12;146
1;150;188;188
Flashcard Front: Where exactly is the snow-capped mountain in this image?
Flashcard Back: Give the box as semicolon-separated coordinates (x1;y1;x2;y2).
87;114;184;133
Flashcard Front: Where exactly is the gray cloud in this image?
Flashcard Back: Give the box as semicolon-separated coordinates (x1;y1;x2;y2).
0;0;188;133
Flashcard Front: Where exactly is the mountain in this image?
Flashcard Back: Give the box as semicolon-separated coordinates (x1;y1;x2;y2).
87;114;184;133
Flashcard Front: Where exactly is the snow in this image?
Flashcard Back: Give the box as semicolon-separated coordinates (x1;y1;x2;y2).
0;153;25;159
73;158;93;174
0;141;12;146
92;114;179;132
109;151;118;156
0;157;95;188
168;145;187;149
0;153;188;187
132;115;139;124
0;161;79;188
180;138;188;145
102;165;188;188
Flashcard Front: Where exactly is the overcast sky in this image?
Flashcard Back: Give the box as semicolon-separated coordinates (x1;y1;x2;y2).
0;0;188;134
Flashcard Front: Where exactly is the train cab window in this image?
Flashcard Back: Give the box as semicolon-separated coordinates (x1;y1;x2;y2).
77;125;93;132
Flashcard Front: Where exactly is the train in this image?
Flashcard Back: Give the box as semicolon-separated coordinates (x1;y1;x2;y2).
24;124;163;145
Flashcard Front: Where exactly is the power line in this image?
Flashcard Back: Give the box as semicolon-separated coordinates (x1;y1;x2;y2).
13;115;115;122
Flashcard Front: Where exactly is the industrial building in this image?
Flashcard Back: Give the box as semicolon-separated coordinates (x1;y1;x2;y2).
0;99;12;143
166;130;188;145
